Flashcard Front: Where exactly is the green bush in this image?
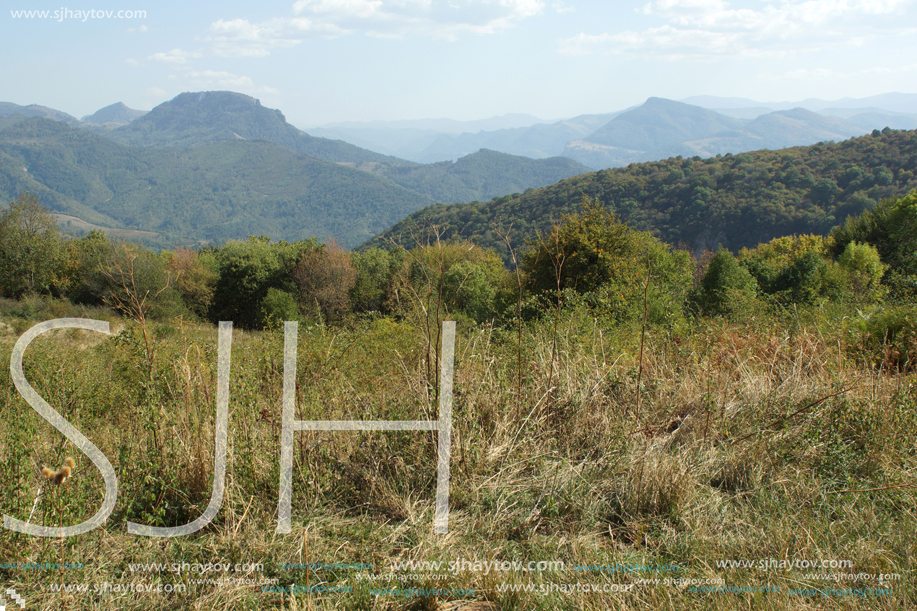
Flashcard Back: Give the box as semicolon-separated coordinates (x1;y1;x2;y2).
259;287;302;329
0;192;67;298
395;241;508;324
847;306;917;371
690;248;758;318
209;236;318;329
522;197;692;324
837;241;887;302
830;189;917;275
350;247;405;314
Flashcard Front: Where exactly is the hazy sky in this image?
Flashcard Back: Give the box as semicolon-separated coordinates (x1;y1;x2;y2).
4;0;916;126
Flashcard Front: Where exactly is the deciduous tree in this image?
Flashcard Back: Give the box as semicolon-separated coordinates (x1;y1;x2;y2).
0;192;65;298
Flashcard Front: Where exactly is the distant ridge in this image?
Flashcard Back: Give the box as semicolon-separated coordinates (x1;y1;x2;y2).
0;102;81;126
562;98;870;168
81;102;147;125
315;113;548;133
309;93;917;168
102;91;405;165
683;92;917;114
377;149;591;203
586;97;745;148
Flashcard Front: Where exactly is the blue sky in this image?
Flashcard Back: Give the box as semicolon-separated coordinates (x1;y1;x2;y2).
4;0;916;126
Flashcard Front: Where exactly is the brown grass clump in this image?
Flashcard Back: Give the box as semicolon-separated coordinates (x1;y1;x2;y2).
41;457;75;486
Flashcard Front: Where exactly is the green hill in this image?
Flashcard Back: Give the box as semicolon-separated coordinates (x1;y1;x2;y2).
0;102;82;127
585;97;746;151
80;102;148;126
0;116;591;250
375;149;591;203
94;91;588;205
0;117;435;248
364;128;917;261
562;98;869;169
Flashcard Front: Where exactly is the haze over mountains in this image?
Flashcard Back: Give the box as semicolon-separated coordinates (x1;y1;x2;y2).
0;102;83;127
1;89;915;252
81;102;148;126
0;92;590;247
310;93;917;167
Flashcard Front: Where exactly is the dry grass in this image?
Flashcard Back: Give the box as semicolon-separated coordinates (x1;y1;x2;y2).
0;306;914;610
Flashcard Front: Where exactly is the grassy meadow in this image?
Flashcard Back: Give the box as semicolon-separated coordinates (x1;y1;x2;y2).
0;294;914;610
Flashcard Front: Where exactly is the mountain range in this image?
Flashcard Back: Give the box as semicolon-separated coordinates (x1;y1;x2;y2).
2;90;916;254
0;92;590;247
309;93;917;166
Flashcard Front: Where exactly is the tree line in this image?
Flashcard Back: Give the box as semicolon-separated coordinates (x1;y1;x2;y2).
2;189;916;366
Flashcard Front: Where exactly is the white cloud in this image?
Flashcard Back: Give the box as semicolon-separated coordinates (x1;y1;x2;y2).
861;61;917;73
208;19;300;57
784;62;917;79
205;16;347;57
288;0;546;40
124;58;143;66
145;87;169;98
786;67;836;79
293;0;386;19
171;0;543;60
183;69;280;96
148;48;202;64
560;0;914;58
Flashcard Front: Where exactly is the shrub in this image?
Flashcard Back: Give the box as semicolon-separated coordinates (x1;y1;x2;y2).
164;246;217;319
522;197;692;325
837;241;887;302
350;247;404;314
209;236;318;329
847;306;917;371
690;248;758;318
292;239;357;322
394;241;508;324
830;189;917;275
259;287;302;329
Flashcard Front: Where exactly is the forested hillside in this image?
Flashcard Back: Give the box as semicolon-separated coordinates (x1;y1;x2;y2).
366;128;917;261
0;117;436;248
0;114;592;248
374;149;591;203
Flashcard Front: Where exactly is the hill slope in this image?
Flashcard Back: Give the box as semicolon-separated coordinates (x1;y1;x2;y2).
81;102;148;125
91;91;587;203
0;102;82;127
563;99;869;169
374;149;591;203
102;91;406;165
413;113;619;163
0;117;436;248
364;129;917;261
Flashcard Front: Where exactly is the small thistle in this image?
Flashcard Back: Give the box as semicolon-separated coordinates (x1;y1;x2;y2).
42;457;75;486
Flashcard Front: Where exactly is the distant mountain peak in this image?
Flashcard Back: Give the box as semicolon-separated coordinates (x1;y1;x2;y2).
0;102;82;126
115;90;289;139
81;101;147;125
150;91;277;120
174;90;262;106
99;90;403;166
